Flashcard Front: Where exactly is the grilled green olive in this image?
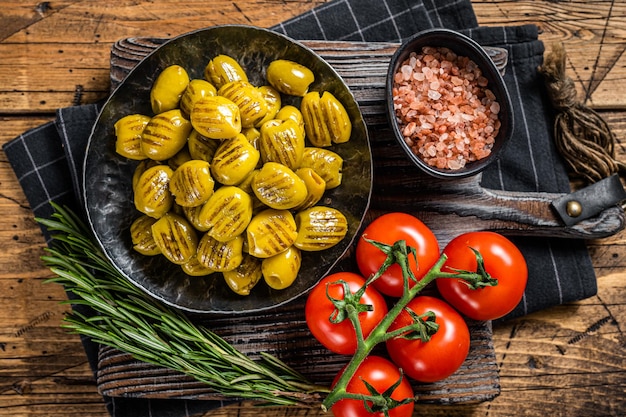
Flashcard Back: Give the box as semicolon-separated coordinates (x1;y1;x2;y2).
190;96;242;139
259;118;305;170
134;164;174;218
181;255;216;276
262;246;301;290
294;167;326;210
204;55;248;89
182;204;210;232
222;253;263;295
218;81;268;128
151;213;199;265
301;91;352;147
210;133;260;185
255;85;282;127
300;147;343;189
266;59;314;96
294;206;348;251
246;208;297;258
196;233;244;272
130;215;161;256
142;109;192;161
150;65;190;114
180;79;217;119
169;159;215;207
187;129;220;162
252;162;307;210
198;186;253;242
114;114;150;160
132;159;159;191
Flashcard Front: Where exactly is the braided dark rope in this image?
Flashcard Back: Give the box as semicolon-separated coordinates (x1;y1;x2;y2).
539;42;626;185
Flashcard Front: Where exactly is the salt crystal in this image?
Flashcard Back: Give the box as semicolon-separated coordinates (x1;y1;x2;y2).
428;90;441;100
401;65;412;81
448;159;462;170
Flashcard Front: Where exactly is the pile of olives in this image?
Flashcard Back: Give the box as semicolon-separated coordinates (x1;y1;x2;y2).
114;53;353;296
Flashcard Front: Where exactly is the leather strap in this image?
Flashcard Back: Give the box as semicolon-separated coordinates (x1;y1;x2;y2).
552;174;626;226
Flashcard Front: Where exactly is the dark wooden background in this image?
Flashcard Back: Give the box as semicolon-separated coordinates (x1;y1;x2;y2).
1;1;625;416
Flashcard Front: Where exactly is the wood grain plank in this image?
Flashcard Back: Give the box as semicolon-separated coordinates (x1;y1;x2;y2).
473;0;626;109
0;1;625;114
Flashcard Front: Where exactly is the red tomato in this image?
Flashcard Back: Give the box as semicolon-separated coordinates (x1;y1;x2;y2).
331;356;414;417
436;231;528;321
305;272;388;355
385;295;470;383
355;212;440;298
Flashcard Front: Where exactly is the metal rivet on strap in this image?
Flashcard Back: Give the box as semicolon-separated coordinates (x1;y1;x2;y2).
566;200;583;218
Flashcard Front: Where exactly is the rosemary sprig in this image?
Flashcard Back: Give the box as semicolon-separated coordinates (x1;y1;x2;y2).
37;203;328;406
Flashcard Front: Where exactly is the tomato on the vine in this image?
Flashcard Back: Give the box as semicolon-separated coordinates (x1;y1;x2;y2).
331;355;414;417
305;272;388;355
385;295;470;383
436;231;528;321
356;212;440;298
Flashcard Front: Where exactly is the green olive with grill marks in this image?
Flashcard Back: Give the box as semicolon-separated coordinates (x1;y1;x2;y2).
252;162;307;210
169;159;215;207
210;133;260;185
218;81;269;128
151;212;199;265
299;147;343;189
133;164;174;218
114;114;150;160
259;118;305;170
141;109;192;161
246;208;297;259
190;96;242;140
204;55;248;89
197;186;253;242
130;215;161;256
300;91;351;147
196;233;244;272
222;254;263;296
180;79;217;119
294;206;348;251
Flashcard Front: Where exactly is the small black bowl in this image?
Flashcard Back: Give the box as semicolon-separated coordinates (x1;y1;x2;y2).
386;28;513;179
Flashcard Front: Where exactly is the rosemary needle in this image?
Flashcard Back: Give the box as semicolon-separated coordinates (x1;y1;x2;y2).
37;203;328;406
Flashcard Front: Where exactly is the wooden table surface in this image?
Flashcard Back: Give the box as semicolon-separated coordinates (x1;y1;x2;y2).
1;1;625;416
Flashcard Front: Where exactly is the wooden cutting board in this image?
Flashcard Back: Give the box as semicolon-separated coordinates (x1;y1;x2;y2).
95;37;624;405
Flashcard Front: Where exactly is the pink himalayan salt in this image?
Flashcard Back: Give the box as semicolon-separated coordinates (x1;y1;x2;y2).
392;46;501;170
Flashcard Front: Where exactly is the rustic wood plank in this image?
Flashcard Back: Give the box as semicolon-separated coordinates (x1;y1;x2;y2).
0;1;625;114
473;0;626;109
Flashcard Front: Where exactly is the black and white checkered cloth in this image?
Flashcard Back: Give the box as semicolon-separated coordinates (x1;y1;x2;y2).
3;0;596;416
